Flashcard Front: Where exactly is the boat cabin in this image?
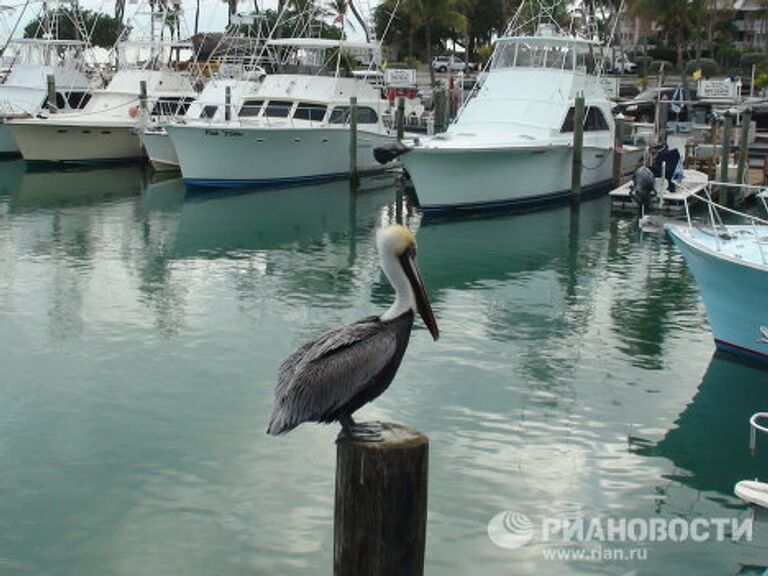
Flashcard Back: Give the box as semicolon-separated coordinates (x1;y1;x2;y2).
490;36;599;73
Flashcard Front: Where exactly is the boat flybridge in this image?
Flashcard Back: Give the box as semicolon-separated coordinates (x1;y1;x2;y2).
141;12;271;171
395;26;615;213
165;37;402;188
0;0;96;155
8;4;197;163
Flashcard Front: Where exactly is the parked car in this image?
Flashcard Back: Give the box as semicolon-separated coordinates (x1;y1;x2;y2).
432;56;472;73
619;87;691;123
612;55;637;74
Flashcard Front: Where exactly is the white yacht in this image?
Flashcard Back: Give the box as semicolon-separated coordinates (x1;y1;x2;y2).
142;77;263;171
166;38;400;188
0;3;95;155
9;64;196;163
141;13;270;171
395;27;615;213
8;4;197;164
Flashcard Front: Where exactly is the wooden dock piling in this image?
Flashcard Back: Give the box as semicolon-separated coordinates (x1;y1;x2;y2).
571;93;585;202
139;80;148;116
612;117;624;186
433;89;447;134
720;113;733;204
736;108;752;193
225;85;232;122
396;96;405;141
46;74;56;113
334;422;428;576
349;96;358;189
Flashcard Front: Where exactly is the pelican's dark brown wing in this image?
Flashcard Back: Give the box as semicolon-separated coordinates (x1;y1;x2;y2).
267;312;414;435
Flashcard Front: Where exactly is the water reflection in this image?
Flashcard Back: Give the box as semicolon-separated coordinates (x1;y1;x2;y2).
10;165;146;211
605;218;703;369
635;354;768;496
172;181;396;317
0;160;24;197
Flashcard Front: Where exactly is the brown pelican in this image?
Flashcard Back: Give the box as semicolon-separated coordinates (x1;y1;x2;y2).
267;224;439;441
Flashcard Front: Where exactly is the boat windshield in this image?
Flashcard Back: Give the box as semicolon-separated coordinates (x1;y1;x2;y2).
491;39;595;72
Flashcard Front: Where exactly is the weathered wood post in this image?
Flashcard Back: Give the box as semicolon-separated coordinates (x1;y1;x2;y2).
225;85;232;122
571;93;585;202
433;88;447;134
334;422;428;576
612;116;624;186
139;80;148;116
349;96;359;190
46;74;56;113
736;108;752;194
396;96;405;141
720;112;733;204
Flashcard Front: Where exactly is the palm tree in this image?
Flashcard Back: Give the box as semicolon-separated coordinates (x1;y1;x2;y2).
404;0;467;86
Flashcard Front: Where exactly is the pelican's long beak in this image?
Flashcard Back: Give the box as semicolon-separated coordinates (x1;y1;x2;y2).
400;247;439;341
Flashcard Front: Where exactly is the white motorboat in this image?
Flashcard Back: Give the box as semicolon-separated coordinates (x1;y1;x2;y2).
9;65;196;163
142;77;262;171
140;12;270;171
8;4;197;163
166;38;400;188
0;3;95;155
666;186;768;364
395;25;615;213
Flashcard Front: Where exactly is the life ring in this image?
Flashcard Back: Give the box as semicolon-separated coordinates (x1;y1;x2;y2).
128;106;139;118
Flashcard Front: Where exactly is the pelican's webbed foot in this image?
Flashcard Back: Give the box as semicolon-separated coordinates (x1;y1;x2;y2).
338;415;384;443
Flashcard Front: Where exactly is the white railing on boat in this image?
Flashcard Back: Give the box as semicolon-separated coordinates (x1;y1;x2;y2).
750;412;768;454
684;181;768;265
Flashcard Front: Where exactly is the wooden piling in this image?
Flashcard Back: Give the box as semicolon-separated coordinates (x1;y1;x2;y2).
736;108;752;192
571;93;585;202
334;422;428;576
720;113;732;203
46;74;56;113
139;80;148;116
612;117;624;186
225;85;232;122
433;88;447;134
396;96;405;141
349;96;359;189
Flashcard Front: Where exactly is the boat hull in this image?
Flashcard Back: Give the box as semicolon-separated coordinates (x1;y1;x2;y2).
167;124;393;188
402;145;614;212
8;121;144;163
141;130;179;171
0;122;21;155
668;226;768;365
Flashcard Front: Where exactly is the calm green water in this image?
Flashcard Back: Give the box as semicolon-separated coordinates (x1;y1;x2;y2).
1;161;767;575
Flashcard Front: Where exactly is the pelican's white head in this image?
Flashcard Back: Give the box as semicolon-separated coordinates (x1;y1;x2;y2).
377;225;439;340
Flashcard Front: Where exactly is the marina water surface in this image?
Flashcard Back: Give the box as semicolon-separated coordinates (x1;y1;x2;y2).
0;161;767;575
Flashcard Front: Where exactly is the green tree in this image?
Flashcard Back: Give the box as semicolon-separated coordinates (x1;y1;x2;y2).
403;0;468;85
628;0;697;68
465;0;504;59
24;9;125;48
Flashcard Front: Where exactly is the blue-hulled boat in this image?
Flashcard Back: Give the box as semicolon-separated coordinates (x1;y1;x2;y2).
667;188;768;365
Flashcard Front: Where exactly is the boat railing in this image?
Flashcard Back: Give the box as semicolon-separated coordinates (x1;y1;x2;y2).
687;181;768;265
750;412;768;454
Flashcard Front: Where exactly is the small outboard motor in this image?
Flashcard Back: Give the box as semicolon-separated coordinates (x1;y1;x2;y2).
629;165;656;210
373;141;412;165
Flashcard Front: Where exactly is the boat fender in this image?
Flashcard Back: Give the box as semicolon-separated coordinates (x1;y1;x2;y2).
128;106;139;119
373;141;412;165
